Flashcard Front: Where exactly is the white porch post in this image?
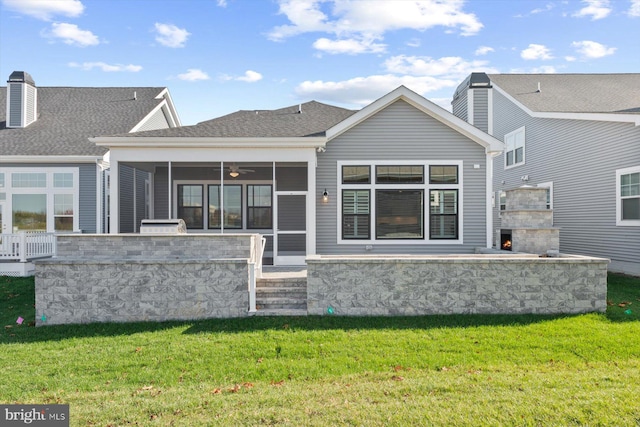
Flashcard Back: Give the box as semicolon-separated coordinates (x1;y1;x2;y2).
486;152;494;248
168;161;172;218
109;159;119;234
307;157;316;256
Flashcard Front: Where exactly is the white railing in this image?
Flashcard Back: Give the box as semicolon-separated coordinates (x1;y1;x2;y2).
0;232;57;262
248;235;267;313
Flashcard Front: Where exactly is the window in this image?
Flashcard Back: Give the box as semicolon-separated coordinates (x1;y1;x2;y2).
504;127;525;168
12;194;46;231
2;168;78;233
430;190;458;239
342;190;370;239
617;166;640;226
12;173;46;188
247;185;272;229
177;185;203;229
339;161;462;243
54;194;74;231
53;173;74;188
499;191;506;211
376;190;423;239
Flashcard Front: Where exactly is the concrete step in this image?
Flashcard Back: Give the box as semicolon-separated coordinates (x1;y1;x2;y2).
256;277;307;288
256;297;307;309
256;286;307;299
253;308;308;317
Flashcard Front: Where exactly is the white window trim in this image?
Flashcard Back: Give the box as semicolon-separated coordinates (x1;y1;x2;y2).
0;167;80;233
616;166;640;226
537;181;554;223
504;126;525;170
337;160;463;245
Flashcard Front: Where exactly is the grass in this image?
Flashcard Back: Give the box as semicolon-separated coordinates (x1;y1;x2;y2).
1;274;639;426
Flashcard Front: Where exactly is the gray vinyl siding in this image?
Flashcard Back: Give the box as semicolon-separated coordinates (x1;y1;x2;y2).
8;83;22;127
78;163;97;233
119;165;135;233
472;89;489;133
136;108;170;132
451;89;468;123
154;167;169;219
491;89;640;269
316;99;488;255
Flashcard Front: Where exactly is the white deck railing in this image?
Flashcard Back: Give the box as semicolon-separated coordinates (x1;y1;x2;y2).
248;235;266;313
0;232;57;262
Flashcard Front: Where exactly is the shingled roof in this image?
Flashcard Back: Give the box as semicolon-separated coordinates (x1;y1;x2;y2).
487;73;640;115
119;100;357;138
0;86;169;157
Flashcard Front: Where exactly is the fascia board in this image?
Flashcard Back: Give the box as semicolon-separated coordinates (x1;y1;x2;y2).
0;155;103;163
327;85;504;154
492;84;640;126
91;136;328;149
155;88;182;127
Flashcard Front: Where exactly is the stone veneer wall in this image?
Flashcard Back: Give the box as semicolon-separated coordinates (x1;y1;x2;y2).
36;259;249;325
35;234;258;325
307;255;608;316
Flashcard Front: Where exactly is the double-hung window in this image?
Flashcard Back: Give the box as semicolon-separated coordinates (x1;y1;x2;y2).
617;166;640;226
339;161;462;244
504;127;525;168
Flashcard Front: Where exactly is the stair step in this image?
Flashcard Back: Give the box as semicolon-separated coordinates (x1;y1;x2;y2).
253;308;308;317
256;296;306;305
256;287;306;298
257;277;307;288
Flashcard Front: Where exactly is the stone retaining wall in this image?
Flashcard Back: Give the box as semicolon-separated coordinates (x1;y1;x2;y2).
307;254;608;316
35;259;249;325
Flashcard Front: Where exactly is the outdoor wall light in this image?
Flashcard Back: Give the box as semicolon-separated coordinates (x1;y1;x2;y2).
229;171;240;178
322;189;329;202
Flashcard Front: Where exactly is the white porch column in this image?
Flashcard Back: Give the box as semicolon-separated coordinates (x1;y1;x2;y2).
306;157;317;256
109;159;119;234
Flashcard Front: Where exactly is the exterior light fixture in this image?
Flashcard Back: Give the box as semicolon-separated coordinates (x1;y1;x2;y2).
322;189;329;202
229;171;240;178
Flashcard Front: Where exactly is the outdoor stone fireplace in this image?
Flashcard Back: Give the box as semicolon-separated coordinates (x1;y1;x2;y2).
497;186;559;254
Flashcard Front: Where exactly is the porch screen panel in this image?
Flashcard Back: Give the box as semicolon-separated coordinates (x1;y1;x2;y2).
277;234;306;255
177;184;203;229
208;185;221;228
223;185;242;229
247;185;272;229
277;195;305;231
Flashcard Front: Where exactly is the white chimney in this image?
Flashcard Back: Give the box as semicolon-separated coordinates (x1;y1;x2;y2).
6;71;37;128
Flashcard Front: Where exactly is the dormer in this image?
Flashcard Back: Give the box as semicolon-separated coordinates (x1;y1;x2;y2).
6;71;38;128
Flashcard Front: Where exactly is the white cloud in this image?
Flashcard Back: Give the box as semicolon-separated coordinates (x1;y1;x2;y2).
565;56;577;62
507;66;558;74
313;37;386;54
220;70;263;83
629;0;640;16
571;40;616;58
68;62;142;72
530;3;555;14
177;69;210;81
475;46;494;56
573;0;612;20
46;22;99;46
269;0;483;54
383;55;497;79
2;0;84;21
236;70;263;82
295;74;460;106
217;0;227;6
521;44;553;60
154;23;190;48
406;38;421;48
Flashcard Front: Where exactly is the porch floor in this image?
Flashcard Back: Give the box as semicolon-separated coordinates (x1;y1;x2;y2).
261;266;307;279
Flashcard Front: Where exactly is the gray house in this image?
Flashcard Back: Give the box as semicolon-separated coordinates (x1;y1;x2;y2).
453;73;640;275
1;71;181;275
93;86;503;266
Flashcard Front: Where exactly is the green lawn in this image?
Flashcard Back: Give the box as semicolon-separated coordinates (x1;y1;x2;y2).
1;273;639;426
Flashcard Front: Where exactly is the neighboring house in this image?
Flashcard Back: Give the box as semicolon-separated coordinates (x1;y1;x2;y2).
452;72;640;275
0;71;181;237
92;86;503;266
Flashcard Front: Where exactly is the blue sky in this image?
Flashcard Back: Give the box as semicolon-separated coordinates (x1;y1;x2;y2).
1;0;639;125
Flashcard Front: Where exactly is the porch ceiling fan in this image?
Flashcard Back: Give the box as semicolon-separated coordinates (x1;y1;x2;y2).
228;163;255;178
